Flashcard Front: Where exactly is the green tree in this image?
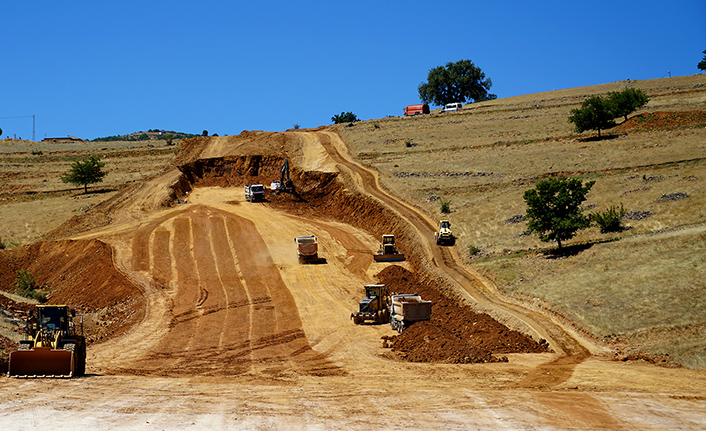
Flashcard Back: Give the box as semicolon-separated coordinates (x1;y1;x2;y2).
418;59;497;106
568;95;616;138
331;112;359;124
61;155;107;193
523;177;595;249
202;130;209;136
607;87;649;122
698;49;706;72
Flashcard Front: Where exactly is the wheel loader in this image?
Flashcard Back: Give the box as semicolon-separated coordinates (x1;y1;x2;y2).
8;305;87;378
373;234;405;262
350;284;390;324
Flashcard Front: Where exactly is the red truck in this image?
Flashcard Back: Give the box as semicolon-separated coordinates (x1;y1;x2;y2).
404;104;430;116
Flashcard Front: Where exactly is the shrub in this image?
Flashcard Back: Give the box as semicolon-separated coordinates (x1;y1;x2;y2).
468;245;480;257
14;269;48;303
592;204;626;233
0;237;5;250
440;199;451;214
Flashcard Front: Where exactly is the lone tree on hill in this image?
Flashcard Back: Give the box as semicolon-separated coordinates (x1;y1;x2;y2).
61;155;107;193
698;49;706;72
607;87;649;122
418;59;497;106
331;111;359;124
568;95;616;138
523;176;595;249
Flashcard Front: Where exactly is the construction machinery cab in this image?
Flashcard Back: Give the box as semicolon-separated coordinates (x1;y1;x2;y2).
351;284;390;325
8;305;86;378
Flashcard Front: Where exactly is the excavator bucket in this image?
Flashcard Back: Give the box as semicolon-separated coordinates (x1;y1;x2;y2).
8;347;75;378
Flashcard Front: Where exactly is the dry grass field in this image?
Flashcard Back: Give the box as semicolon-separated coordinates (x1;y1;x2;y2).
0;139;177;247
340;74;706;369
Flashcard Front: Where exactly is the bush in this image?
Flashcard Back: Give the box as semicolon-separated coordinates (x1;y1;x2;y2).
440;199;451;214
14;269;48;303
0;237;5;250
468;245;480;257
592;204;626;233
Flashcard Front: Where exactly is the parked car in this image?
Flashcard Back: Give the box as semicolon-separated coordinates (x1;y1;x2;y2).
441;102;463;113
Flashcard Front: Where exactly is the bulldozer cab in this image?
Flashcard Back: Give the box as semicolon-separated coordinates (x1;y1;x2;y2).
439;220;450;230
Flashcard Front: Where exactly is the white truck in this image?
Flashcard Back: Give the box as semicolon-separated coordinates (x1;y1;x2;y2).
244;184;265;202
295;235;318;263
389;294;432;333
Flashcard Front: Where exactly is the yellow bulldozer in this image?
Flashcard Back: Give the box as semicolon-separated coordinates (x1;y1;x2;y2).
8;305;86;378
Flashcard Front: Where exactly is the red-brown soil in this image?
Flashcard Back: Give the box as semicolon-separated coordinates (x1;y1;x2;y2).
617;110;706;132
378;265;548;363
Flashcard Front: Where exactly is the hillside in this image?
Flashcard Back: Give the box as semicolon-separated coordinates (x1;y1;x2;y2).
339;73;706;368
0;75;705;429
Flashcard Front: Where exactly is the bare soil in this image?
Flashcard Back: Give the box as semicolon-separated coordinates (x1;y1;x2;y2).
0;79;705;428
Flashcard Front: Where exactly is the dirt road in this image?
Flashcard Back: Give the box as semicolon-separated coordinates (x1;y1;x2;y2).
1;131;705;430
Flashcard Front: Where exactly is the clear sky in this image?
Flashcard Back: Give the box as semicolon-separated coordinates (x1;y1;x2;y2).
2;1;705;140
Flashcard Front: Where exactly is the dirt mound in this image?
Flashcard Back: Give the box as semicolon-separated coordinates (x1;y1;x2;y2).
617;110;706;132
377;265;549;363
0;239;145;344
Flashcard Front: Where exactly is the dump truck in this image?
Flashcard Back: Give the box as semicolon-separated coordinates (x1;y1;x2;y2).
435;220;454;245
373;234;405;262
295;235;318;263
244;184;265;202
389;294;432;333
8;305;86;378
350;284;390;325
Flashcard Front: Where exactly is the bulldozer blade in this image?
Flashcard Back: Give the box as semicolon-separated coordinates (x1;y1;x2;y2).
8;347;75;378
373;253;406;262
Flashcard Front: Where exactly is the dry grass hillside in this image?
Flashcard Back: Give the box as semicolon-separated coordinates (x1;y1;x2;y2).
1;75;705;371
339;74;706;369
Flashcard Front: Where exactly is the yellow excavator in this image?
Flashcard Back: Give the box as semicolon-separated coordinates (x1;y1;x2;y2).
8;305;86;378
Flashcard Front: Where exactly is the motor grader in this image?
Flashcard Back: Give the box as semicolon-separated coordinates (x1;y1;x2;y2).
8;305;86;378
373;234;405;262
350;284;390;325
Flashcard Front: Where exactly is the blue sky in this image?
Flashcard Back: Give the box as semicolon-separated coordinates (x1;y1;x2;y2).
2;1;705;140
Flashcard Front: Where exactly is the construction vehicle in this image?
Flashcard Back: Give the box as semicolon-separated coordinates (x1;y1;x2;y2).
389;294;432;333
295;235;318;263
8;305;86;378
373;234;405;262
244;184;265;202
271;158;294;194
435;220;454;245
350;284;390;325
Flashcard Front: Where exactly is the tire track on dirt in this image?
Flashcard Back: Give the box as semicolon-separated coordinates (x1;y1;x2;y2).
119;203;342;376
319;130;591;387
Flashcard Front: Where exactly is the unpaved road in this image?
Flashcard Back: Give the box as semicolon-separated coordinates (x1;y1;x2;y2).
1;131;705;430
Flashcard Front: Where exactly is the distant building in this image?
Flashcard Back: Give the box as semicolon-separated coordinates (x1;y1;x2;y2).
42;136;86;143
